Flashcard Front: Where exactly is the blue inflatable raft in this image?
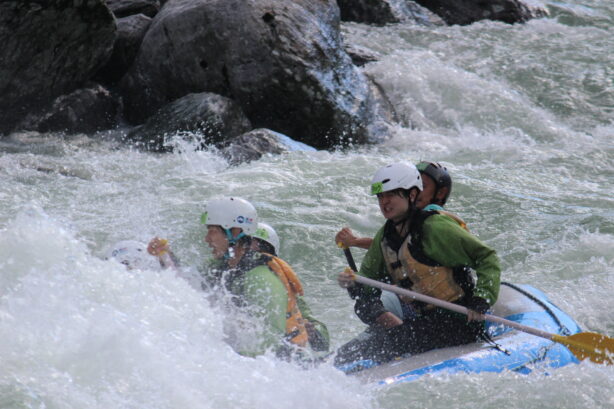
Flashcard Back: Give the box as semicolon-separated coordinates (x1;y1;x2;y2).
336;282;582;385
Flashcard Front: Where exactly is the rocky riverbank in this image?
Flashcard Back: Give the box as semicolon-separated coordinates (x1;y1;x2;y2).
0;0;547;164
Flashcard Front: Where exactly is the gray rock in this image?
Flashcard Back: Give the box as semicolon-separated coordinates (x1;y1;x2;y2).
120;0;392;149
344;43;381;67
338;0;445;26
364;75;399;137
105;0;160;18
414;0;548;25
96;13;152;84
0;0;116;134
127;92;252;152
17;84;120;134
220;128;289;166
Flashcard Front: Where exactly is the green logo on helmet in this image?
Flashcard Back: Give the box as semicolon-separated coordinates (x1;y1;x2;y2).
371;182;384;195
255;227;269;239
416;162;429;172
200;212;208;224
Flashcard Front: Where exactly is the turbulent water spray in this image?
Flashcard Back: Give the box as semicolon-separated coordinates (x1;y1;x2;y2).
1;1;613;407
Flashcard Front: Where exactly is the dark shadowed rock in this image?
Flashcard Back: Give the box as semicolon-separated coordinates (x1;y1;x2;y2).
106;0;160;18
120;0;392;149
17;84;120;134
127;92;252;152
0;0;116;134
344;43;381;67
96;14;152;85
220;128;289;166
414;0;548;25
337;0;445;26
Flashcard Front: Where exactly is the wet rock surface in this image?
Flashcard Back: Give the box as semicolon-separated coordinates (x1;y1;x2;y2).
0;0;549;164
0;0;116;134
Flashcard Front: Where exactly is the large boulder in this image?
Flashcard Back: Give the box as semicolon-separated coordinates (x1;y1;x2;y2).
105;0;160;18
127;92;252;152
121;0;391;149
96;14;152;85
17;84;120;134
0;0;116;134
413;0;548;25
337;0;445;26
220;128;289;166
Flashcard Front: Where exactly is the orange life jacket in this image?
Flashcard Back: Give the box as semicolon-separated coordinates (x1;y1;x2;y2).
266;256;309;347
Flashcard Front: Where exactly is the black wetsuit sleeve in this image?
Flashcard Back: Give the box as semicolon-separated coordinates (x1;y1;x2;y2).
352;284;386;325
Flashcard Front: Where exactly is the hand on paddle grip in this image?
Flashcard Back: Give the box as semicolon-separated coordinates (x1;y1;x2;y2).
465;296;490;322
148;237;170;257
336;227;358;248
337;267;356;288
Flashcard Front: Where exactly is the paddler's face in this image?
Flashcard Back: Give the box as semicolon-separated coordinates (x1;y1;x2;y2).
377;189;410;222
415;174;436;209
205;225;229;259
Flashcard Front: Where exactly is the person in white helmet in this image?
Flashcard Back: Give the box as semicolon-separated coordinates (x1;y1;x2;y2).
251;222;330;352
196;197;312;358
105;240;163;271
335;161;458;251
335;161;467;321
251;223;280;257
335;162;501;365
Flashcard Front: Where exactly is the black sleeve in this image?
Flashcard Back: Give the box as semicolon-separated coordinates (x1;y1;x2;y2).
350;284;386;325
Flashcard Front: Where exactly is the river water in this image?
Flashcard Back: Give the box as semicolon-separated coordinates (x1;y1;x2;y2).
1;1;613;408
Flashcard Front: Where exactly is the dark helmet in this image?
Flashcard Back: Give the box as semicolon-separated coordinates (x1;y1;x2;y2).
415;161;452;205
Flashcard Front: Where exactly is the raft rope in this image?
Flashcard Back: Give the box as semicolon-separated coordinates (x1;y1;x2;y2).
481;282;571;356
501;282;571;336
480;330;511;355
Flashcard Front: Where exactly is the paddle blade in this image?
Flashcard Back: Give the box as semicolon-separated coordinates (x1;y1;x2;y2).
553;332;614;365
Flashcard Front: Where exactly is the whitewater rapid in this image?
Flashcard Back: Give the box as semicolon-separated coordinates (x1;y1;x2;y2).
1;0;613;407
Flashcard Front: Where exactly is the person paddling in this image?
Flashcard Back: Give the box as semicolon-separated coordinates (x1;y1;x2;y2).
334;162;501;365
336;161;465;320
335;161;456;250
251;222;330;353
197;197;313;359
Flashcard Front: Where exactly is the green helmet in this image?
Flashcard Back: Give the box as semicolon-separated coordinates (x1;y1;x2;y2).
416;161;452;205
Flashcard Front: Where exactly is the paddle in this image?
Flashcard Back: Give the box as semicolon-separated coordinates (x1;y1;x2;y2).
338;246;613;365
337;242;358;272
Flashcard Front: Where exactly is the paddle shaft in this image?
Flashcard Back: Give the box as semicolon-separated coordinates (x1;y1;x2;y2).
340;241;613;364
342;247;358;272
353;275;558;343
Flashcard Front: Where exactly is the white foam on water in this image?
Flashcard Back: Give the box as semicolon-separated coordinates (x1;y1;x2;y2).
0;207;375;409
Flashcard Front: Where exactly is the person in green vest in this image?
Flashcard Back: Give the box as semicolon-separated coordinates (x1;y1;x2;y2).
335;161;454;250
335;162;501;365
199;196;313;358
336;161;464;320
149;197;313;358
251;222;330;353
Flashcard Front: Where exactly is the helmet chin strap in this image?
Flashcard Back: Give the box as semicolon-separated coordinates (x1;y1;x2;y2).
430;187;442;206
394;195;418;230
405;194;419;220
223;228;245;260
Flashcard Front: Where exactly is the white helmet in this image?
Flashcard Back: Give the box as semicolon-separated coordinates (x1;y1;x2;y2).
370;162;423;195
200;197;258;235
253;222;280;254
105;240;161;271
